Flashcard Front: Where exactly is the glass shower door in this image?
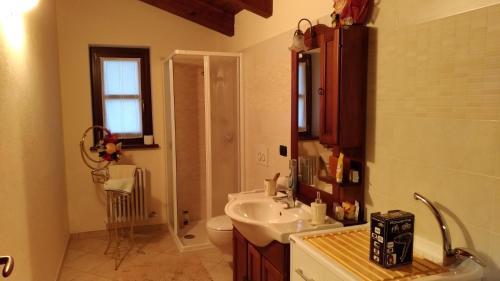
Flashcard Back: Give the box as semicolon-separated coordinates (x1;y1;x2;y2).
209;56;240;216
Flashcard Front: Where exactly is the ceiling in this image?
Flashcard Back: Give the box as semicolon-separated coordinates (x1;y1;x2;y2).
139;0;273;36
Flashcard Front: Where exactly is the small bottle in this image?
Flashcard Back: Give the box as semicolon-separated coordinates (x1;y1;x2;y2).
311;192;326;225
336;153;344;183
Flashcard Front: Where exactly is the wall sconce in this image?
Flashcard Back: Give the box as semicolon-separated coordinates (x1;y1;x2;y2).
0;0;39;51
288;18;313;52
0;0;39;15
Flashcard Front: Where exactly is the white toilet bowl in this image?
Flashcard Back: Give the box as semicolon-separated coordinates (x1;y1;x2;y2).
206;215;233;258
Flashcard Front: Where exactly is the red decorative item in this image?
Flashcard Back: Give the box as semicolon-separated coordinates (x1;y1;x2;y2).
97;133;122;162
332;0;372;27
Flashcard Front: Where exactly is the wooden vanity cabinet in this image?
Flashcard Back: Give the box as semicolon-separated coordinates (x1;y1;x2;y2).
233;228;289;281
234;227;248;281
262;258;284;281
318;26;368;148
248;244;262;281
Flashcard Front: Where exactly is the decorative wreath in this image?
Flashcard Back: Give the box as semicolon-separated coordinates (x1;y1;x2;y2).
96;133;122;161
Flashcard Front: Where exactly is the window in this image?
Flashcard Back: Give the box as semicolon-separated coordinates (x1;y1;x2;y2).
89;47;153;147
297;54;312;137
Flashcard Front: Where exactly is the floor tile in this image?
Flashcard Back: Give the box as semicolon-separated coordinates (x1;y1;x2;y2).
59;229;229;281
58;267;84;281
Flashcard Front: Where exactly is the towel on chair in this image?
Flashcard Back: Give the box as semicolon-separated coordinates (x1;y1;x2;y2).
104;165;136;193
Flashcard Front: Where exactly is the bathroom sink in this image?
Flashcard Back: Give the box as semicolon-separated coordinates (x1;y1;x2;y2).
230;199;310;224
225;193;343;247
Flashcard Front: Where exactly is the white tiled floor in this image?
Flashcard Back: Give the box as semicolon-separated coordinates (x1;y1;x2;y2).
59;227;232;281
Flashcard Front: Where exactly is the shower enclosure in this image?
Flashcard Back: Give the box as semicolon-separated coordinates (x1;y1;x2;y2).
163;50;242;251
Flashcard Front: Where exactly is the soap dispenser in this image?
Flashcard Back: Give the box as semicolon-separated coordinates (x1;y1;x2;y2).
311;192;326;225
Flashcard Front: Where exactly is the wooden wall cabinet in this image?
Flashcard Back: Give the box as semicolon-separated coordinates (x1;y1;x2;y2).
291;24;369;223
233;228;289;281
318;26;368;148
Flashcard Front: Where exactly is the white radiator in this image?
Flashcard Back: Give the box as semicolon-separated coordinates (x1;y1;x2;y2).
106;168;149;225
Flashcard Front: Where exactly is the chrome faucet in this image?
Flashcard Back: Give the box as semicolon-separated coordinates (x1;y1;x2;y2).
273;159;298;208
273;186;295;209
413;193;485;267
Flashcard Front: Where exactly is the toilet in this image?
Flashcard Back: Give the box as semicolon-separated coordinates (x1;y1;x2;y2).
206;215;233;258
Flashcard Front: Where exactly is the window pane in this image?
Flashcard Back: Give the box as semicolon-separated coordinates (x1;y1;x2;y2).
298;96;306;132
298;62;306;96
102;59;141;96
104;99;142;137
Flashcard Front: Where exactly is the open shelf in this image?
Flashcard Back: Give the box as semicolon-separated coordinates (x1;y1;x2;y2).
317;175;361;187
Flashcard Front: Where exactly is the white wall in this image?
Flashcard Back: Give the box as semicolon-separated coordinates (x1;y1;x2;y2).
56;0;227;233
0;0;69;279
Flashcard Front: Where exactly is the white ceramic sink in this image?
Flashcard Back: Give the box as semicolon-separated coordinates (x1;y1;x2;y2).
225;192;343;247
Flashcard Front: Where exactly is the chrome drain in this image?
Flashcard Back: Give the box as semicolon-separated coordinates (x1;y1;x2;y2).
184;234;195;239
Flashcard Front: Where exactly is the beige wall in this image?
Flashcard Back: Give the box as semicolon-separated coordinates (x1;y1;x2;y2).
240;30;294;189
234;0;500;279
0;0;69;280
56;0;227;233
365;2;500;279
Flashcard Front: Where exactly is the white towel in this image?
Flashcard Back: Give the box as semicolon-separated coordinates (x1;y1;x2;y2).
104;165;136;193
104;177;135;193
108;164;136;179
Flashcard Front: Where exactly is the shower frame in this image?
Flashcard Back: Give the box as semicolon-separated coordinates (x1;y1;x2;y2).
163;50;244;251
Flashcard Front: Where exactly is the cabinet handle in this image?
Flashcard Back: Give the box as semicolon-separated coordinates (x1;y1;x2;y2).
317;88;324;96
295;269;314;281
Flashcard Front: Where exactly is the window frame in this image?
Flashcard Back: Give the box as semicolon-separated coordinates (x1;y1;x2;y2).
89;46;153;147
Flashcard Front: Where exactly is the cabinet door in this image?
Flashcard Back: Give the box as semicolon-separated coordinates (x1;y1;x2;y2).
234;229;248;281
319;29;340;146
291;241;332;281
262;258;284;281
248;244;262;281
338;26;368;148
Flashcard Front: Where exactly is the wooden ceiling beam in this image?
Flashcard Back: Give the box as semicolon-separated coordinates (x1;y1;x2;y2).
140;0;235;36
231;0;272;18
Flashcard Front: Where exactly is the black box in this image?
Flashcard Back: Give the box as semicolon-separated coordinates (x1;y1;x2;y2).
370;210;415;268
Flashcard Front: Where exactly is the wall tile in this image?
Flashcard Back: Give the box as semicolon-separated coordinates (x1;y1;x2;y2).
486;232;500;279
492;186;500;234
366;5;500;279
494;125;500;178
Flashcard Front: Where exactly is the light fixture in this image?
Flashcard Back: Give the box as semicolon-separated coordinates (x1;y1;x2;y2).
288;18;313;53
0;0;39;15
0;0;40;51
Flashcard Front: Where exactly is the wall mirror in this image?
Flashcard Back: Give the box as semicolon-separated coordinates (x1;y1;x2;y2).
297;48;335;194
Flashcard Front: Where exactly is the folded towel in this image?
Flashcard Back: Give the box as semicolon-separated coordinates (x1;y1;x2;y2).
104;177;135;194
104;165;137;193
108;165;136;179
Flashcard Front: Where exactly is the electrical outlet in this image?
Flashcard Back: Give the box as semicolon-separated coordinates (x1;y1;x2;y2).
256;144;269;166
279;145;287;157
